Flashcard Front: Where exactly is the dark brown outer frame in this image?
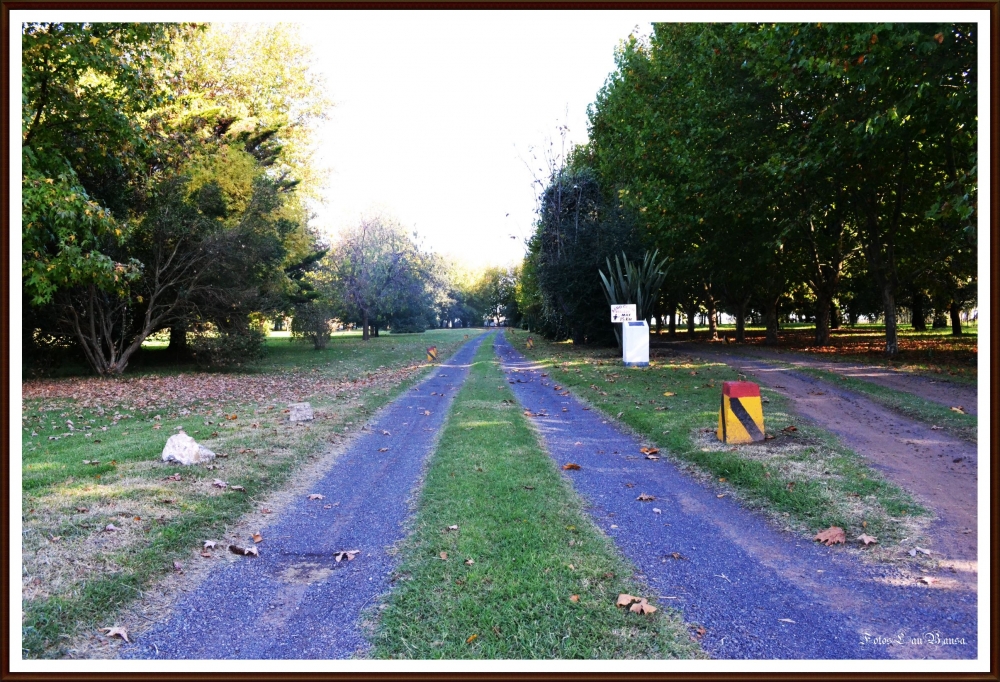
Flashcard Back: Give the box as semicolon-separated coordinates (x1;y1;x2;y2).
2;2;997;680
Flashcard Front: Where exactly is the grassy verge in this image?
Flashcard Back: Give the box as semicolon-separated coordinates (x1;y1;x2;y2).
512;330;928;555
786;365;977;443
19;329;480;658
371;337;702;659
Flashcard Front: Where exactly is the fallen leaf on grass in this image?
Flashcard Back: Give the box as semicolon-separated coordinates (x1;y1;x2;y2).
465;559;474;565
663;392;676;397
637;493;656;501
782;425;798;433
440;551;448;560
200;552;212;558
230;485;246;492
104;523;120;532
101;626;129;643
695;626;706;638
570;595;579;602
857;534;878;546
76;507;89;513
211;479;228;489
562;463;581;470
261;508;272;514
204;541;216;550
950;406;966;414
334;550;360;562
466;634;478;644
307;494;324;501
617;594;657;614
251;532;263;543
173;561;183;573
814;526;846;546
445;525;459;531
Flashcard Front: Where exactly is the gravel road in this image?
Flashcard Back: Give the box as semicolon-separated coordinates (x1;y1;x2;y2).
494;333;977;660
120;333;488;660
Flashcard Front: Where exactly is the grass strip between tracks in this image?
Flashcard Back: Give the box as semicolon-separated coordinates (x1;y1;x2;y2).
371;337;702;659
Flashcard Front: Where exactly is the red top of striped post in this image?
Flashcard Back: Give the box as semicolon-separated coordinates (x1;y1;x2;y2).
722;381;760;398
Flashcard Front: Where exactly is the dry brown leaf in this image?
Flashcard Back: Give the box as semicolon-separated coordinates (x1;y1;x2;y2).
173;561;183;572
211;479;228;489
200;552;212;558
101;626;130;643
244;545;259;557
252;532;263;543
307;493;324;501
630;599;657;615
440;551;448;560
857;534;878;546
636;493;656;501
782;425;798;432
814;526;846;546
950;406;965;414
164;473;182;481
261;507;272;514
465;559;474;565
334;550;360;562
569;594;580;602
104;523;120;532
204;540;216;550
640;447;660;455
423;410;431;416
230;485;246;492
663;392;676;397
562;463;581;470
617;594;639;607
446;525;459;531
466;634;478;644
695;626;706;637
76;507;89;513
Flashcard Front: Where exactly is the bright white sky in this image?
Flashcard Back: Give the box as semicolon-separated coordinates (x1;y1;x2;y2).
295;13;654;269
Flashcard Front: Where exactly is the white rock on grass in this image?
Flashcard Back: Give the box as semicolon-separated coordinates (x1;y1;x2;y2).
288;402;314;422
161;432;216;466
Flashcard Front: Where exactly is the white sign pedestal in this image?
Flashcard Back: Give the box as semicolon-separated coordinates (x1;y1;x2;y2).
622;320;649;367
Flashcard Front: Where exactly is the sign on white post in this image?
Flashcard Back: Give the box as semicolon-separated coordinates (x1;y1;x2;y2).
610;304;637;323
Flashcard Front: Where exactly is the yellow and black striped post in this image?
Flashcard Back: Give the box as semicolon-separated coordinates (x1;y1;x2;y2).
426;346;437;363
718;381;765;444
526;337;534;350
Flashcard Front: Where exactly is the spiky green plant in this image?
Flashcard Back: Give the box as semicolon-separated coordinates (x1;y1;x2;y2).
598;250;669;348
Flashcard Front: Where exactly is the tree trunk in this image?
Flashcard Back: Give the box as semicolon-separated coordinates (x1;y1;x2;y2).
830;301;841;330
764;297;779;346
686;301;697;338
655;302;663;337
734;300;747;343
911;291;926;331
950;300;963;336
814;291;833;346
168;325;188;356
362;311;370;340
668;301;676;338
880;283;898;355
706;298;718;340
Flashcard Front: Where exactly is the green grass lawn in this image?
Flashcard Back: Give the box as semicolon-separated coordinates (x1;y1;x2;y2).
371;336;702;659
19;329;481;658
511;330;928;554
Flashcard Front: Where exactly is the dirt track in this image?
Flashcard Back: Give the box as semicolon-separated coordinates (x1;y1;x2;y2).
674;344;978;579
700;345;979;416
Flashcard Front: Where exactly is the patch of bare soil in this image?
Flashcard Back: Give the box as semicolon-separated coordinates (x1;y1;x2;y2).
680;347;978;588
717;345;978;415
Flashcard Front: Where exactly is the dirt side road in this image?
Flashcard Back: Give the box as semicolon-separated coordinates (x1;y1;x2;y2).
675;344;978;573
676;344;978;416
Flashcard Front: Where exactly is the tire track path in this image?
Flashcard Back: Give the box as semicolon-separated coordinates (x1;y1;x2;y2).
121;333;488;660
494;334;976;660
